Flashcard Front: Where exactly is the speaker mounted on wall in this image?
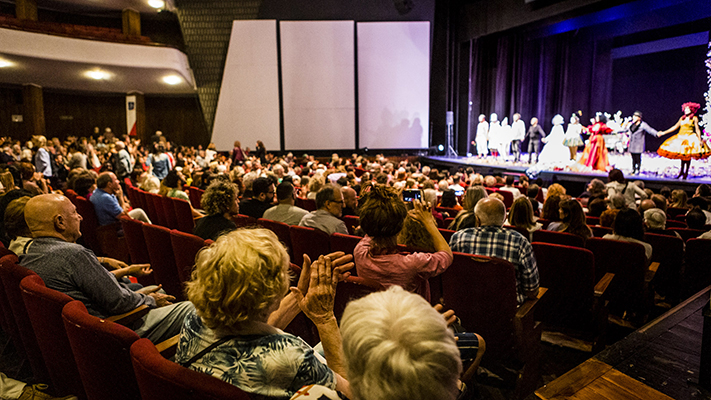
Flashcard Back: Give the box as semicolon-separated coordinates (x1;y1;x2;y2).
393;0;414;15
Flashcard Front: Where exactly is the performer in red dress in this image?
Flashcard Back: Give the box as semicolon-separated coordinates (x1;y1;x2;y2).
657;102;711;179
579;113;612;172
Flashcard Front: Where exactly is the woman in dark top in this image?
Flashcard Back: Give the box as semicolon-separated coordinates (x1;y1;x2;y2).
254;140;267;164
546;199;592;239
193;180;239;241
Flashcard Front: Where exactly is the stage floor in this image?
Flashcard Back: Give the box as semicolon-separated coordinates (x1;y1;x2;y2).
422;152;711;191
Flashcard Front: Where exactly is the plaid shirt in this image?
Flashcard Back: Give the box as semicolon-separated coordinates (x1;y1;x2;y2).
450;225;539;304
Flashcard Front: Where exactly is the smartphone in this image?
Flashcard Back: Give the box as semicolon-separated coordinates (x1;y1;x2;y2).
402;189;422;202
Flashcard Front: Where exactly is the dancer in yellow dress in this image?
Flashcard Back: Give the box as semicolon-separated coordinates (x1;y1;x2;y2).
657;102;711;179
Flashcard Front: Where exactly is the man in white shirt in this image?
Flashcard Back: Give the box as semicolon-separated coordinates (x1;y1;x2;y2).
299;184;348;235
499;176;522;199
263;182;309;226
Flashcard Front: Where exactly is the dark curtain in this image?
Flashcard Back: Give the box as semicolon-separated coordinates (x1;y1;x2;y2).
458;30;614;153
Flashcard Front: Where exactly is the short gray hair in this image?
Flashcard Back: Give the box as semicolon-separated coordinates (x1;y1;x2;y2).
644;208;666;229
341;286;462;400
474;197;506;227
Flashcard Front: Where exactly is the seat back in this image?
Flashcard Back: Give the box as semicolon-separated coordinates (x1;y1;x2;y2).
585;216;600;226
503;225;532;242
585;238;647;315
333;277;384;321
532;230;585;248
497;190;514;208
437;253;519;361
666;207;688;219
532;243;595;327
62;300;140;400
684;239;711;296
130;338;251;400
289;225;331;266
173;198;196;233
73;196;102;253
142;223;184;299
295;197;317;212
669;227;705;242
590;225;612;237
147;193;168;227
329;233;362;257
232;214;257;229
20;275;86;399
186;187;204;210
169;230;207;284
139;190;158;223
0;255;49;382
665;219;687;229
644;233;684;300
65;188;78;203
160;196;179;230
258;218;293;259
342;215;360;235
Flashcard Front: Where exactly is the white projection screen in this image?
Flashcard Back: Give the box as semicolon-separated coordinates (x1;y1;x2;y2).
357;22;430;149
281;21;356;150
212;20;280;152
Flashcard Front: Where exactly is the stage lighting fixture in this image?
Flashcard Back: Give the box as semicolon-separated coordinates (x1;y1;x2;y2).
437;144;444;152
0;58;13;68
148;0;165;9
85;69;109;80
162;75;182;85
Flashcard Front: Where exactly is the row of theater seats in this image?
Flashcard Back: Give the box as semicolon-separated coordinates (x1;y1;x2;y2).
0;13;153;44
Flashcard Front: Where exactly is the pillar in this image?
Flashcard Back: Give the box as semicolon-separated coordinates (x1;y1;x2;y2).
127;91;146;143
23;84;45;138
122;8;141;37
15;0;38;20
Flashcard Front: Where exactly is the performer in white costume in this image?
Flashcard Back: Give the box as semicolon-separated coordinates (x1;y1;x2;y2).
538;114;570;165
563;113;585;161
498;117;512;159
511;113;526;161
488;113;501;157
475;114;489;157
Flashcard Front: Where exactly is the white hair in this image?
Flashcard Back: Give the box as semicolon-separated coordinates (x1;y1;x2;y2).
341;286;462;400
423;189;437;208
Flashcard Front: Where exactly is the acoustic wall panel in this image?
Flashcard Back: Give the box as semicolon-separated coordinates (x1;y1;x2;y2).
357;22;430;149
281;21;356;150
212;20;280;152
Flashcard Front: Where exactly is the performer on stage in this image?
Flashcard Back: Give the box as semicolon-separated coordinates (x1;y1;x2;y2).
657;102;711;179
488;113;502;157
579;113;612;172
511;113;526;161
563;113;584;161
538;114;570;165
525;117;546;164
498;117;512;159
625;111;658;175
474;114;489;157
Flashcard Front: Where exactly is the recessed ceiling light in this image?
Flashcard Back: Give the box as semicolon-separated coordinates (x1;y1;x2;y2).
148;0;165;9
85;69;109;80
0;59;14;68
162;75;182;85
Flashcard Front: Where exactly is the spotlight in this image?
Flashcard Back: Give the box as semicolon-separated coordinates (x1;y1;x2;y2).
437;144;444;152
85;69;109;80
162;75;182;85
148;0;165;9
0;58;14;68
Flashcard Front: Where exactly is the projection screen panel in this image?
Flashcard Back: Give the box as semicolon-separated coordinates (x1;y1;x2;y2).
357;22;430;149
212;20;280;152
281;20;356;150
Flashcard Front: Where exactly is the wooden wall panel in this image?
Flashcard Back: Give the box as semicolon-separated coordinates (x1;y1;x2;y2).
0;86;27;141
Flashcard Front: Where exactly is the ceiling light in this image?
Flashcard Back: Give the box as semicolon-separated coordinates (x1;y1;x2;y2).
0;59;14;68
85;69;109;80
162;75;182;85
148;0;165;9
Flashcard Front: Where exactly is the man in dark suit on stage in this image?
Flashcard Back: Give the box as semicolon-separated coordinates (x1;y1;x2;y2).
525;117;546;164
627;111;659;175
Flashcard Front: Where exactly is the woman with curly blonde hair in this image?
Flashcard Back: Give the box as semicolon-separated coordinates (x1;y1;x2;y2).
178;228;354;399
193;180;239;240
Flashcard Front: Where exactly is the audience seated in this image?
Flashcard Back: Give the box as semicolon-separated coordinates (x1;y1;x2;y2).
263;182;309;225
587;198;607;217
599;208;619;227
527;184;542;215
299;184;348;235
670;189;689;209
499;175;522;198
686;206;707;230
177;228;353;398
91;172;151;226
546;199;592;240
602;208;652;262
450;198;539;305
72;170;97;199
20;193;193;343
354;186;452;301
606;169;647;209
650;194;667;212
644;208;682;238
239;176;275;220
438;189;462;210
541;194;563;222
638;199;656;214
4;196;32;255
688;196;711;225
194;180;239;241
341;186;359;216
449;186;487;230
19;162;49;196
507;197;542;240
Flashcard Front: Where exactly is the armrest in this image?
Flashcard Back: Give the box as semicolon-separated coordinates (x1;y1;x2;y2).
155;334;180;359
106;305;150;326
594;273;615;297
645;262;660;283
515;287;547;320
514;288;547;360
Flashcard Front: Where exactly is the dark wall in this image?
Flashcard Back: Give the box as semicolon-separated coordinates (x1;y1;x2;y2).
612;45;708;152
0;87;26;139
258;0;435;22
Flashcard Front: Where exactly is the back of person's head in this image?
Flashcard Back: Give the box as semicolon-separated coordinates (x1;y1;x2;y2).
696;184;711;198
186;228;290;332
96;172;113;189
541;195;562;221
252;176;272;197
599;209;619;228
422;188;437;208
162;169;185;189
527;184;540;198
315;184;341;210
546;183;566;199
276;182;294;202
560;199;588;235
341;286;462;400
644;208;666;230
5;165;21;188
4;196;31;240
462;186;487;211
660;186;672;200
686;206;707;230
588;179;606;196
587;198;607;217
613;208;644;240
484;176;496;187
505;175;514;186
201;180;239;216
18;162;34;181
475;197;506;227
608;169;625;184
508;197;535;229
651;194;667;212
0;171;14;191
671;190;688;208
358;185;407;241
608;194;626;210
440;189;457;208
73;172;97;197
638;199;656;214
398;216;435;252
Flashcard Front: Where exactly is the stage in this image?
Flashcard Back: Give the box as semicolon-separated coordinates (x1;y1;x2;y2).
422;152;711;194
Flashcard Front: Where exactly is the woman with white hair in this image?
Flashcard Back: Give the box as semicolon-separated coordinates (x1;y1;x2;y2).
177;228;354;399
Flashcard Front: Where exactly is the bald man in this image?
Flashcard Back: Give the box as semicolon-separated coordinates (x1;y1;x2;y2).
341;186;358;217
449;198;539;304
21;194;193;343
